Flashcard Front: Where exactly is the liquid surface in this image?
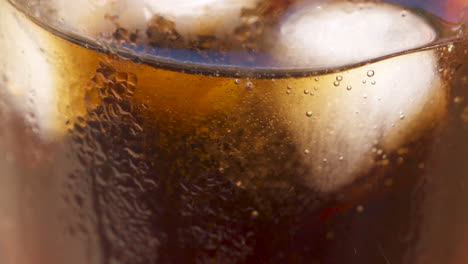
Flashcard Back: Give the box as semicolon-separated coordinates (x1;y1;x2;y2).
10;0;467;74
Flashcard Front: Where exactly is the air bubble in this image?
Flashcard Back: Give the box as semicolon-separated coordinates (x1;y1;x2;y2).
336;75;343;81
246;81;253;90
447;44;454;53
367;70;375;77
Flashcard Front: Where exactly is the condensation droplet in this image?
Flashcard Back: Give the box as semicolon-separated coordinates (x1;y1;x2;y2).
234;79;240;85
306;111;313;117
346;85;352;91
367;70;375;77
286;90;291;94
371;81;376;85
363;93;368;99
304;89;310;94
356;205;364;213
314;77;319;81
323;158;328;162
336;75;343;81
399;112;405;120
304;149;310;154
454;96;464;104
236;180;243;187
287;84;292;89
339;156;344;161
313;86;318;90
362;80;367;84
251;210;259;218
333;81;340;87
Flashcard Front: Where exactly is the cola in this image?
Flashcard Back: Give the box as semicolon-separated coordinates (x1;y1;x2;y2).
0;0;467;263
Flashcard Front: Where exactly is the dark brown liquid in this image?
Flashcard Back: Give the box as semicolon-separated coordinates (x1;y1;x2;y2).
0;1;467;264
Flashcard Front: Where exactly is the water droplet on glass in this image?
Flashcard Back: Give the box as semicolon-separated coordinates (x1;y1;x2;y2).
363;93;368;99
304;149;310;154
251;210;259;218
234;79;240;85
367;70;375;77
313;86;318;90
323;158;328;162
286;90;291;94
346;85;352;91
339;156;344;161
371;81;376;85
454;96;464;104
314;77;319;81
304;89;309;94
287;84;292;89
399;112;405;120
356;205;364;213
362;80;367;84
306;111;313;117
333;81;340;87
336;75;343;81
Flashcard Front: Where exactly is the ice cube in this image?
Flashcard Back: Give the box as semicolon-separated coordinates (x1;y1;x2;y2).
273;1;437;68
50;0;259;41
271;2;446;192
143;0;260;38
0;1;55;139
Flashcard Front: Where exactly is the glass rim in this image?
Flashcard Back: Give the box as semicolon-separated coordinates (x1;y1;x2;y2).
8;0;467;78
